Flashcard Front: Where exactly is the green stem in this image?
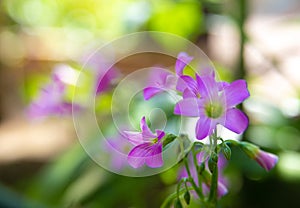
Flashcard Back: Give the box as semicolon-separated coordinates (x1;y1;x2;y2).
208;130;219;205
184;157;202;199
192;146;204;198
177;179;186;199
160;187;194;208
235;0;247;80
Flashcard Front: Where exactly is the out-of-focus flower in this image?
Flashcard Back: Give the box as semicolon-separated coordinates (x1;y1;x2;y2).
255;150;278;171
143;53;193;100
123;117;165;168
103;134;132;171
80;52;119;95
174;73;250;140
179;152;228;199
27;71;80;118
240;142;278;171
143;67;176;100
95;67;119;94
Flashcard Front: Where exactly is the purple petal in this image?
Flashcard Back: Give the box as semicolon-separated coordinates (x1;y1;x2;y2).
217;181;228;198
165;74;177;89
128;143;152;168
174;98;203;117
123;131;143;146
176;75;198;95
196;74;218;99
199;67;215;77
147;68;170;86
182;88;196;98
54;102;73;115
224;108;248;134
175;52;193;76
176;76;188;92
52;74;65;93
145;144;163;168
217;81;230;91
255;150;278;171
155;130;165;140
196;116;215;140
96;68;119;94
143;87;164;100
224;80;250;108
140;117;156;139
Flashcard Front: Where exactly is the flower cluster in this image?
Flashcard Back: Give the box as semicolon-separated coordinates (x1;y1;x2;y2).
27;50;278;207
27;69;78;118
27;54;119;118
123;52;278;206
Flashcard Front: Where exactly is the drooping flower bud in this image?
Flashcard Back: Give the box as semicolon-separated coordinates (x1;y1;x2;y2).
240;142;278;171
254;150;278;171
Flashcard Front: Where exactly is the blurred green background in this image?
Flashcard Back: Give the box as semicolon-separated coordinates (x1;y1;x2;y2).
0;0;300;207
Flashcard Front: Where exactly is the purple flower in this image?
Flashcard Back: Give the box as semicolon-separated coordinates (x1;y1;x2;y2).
96;67;119;94
80;51;119;95
102;134;133;171
240;142;278;171
174;73;250;140
255;150;278;171
27;72;80;118
175;52;193;76
143;68;177;100
123;117;165;168
143;53;193;100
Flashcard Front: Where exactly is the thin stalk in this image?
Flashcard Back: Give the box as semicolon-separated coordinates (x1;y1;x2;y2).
184;157;202;199
160;187;194;208
208;130;219;205
192;146;204;198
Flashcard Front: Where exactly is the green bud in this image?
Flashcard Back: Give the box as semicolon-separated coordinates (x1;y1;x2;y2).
208;153;218;174
222;143;232;160
174;199;183;208
198;162;205;175
239;141;260;159
162;134;177;148
184;191;191;205
211;152;218;162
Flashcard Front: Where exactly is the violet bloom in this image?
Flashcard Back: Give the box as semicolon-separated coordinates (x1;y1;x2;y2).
175;52;194;76
123;117;165;168
80;51;119;95
255;150;278;171
174;74;250;140
143;68;176;100
143;53;193;100
103;135;132;171
27;73;78;118
96;67;119;94
240;142;278;171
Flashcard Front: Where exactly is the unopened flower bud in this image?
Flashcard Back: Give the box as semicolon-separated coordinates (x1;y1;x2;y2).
240;142;278;171
184;191;191;205
208;152;218;173
222;143;231;160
